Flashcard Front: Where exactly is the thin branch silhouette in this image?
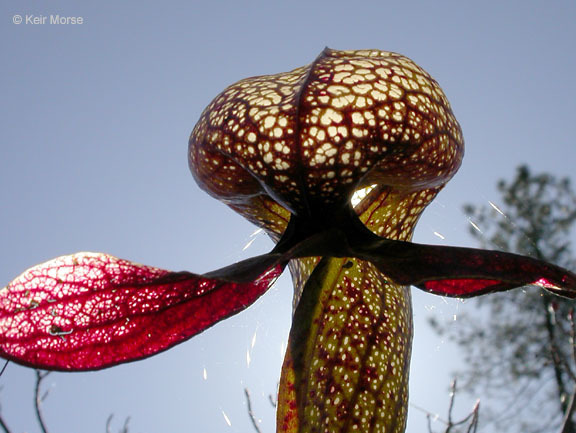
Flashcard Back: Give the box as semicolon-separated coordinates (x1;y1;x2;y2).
106;414;131;433
560;309;576;433
244;388;263;433
0;410;12;433
34;370;50;433
413;379;480;433
0;361;13;433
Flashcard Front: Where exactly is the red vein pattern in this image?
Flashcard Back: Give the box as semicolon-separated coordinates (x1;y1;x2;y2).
3;47;575;433
0;253;282;371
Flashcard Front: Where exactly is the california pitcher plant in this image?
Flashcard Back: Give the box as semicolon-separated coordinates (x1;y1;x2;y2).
2;48;575;433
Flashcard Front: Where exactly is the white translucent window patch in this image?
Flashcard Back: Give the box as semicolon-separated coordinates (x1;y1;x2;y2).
351;184;377;207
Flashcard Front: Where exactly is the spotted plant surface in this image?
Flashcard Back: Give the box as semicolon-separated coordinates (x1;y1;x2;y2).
2;48;575;433
190;49;461;217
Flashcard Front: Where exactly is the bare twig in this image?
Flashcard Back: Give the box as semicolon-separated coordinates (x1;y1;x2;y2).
244;388;263;433
34;370;50;433
120;417;131;433
105;414;131;433
0;362;8;378
426;412;436;433
561;386;576;433
466;401;480;433
418;379;480;433
0;362;13;433
570;309;576;365
568;309;576;382
559;309;576;433
446;379;457;431
106;414;114;433
0;413;12;433
268;393;277;408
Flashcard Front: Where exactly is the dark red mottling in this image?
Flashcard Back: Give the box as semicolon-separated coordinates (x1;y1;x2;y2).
1;48;575;433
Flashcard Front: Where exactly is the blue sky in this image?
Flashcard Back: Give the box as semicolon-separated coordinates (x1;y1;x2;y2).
1;1;575;432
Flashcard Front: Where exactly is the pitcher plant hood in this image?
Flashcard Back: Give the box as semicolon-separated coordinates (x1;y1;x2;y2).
2;48;575;433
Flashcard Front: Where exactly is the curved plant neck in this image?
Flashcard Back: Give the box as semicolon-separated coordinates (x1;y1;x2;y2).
272;203;379;258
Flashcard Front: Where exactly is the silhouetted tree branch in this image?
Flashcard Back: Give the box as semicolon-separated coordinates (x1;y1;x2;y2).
106;414;131;433
0;399;12;433
562;386;576;433
0;363;132;433
560;309;576;433
0;416;11;433
0;362;11;433
431;165;576;433
244;388;263;433
418;380;480;433
34;370;50;433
